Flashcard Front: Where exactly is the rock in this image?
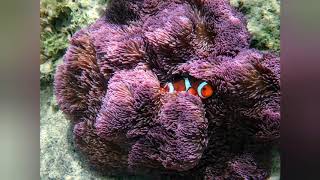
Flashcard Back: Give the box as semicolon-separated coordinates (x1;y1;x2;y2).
40;86;117;179
40;61;53;87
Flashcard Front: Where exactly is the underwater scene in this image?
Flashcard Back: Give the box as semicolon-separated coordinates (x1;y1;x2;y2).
40;0;280;179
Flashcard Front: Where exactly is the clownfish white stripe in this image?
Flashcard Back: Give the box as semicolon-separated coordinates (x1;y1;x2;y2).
184;78;192;91
197;81;208;99
168;82;174;93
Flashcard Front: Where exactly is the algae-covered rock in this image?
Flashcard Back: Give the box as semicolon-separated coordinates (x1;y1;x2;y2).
230;0;280;53
270;149;281;180
40;58;63;88
40;0;109;64
40;0;109;86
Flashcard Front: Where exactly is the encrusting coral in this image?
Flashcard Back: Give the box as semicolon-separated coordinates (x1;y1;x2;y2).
54;0;280;179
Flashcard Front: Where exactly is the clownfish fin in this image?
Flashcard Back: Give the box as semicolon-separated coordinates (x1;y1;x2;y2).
168;82;174;93
184;78;192;91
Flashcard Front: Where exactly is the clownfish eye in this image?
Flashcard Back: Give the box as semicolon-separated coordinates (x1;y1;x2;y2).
197;82;213;99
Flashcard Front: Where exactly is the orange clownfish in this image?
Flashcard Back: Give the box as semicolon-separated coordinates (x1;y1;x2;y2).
161;78;214;99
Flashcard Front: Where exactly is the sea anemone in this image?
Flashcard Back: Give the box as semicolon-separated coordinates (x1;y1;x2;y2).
54;0;280;179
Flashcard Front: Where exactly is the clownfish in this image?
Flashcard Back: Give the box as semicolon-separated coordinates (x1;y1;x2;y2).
161;78;214;99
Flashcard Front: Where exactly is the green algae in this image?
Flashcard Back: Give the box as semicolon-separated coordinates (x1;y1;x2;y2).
230;0;280;53
40;0;108;64
40;0;109;86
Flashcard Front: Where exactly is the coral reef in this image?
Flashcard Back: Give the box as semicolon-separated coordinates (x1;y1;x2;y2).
54;0;280;179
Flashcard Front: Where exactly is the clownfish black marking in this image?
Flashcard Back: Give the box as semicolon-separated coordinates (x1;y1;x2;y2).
160;78;214;99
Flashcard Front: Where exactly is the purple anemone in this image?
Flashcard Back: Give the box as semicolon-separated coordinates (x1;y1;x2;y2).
54;0;280;179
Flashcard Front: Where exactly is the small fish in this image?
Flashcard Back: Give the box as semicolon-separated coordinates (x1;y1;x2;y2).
161;78;214;99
